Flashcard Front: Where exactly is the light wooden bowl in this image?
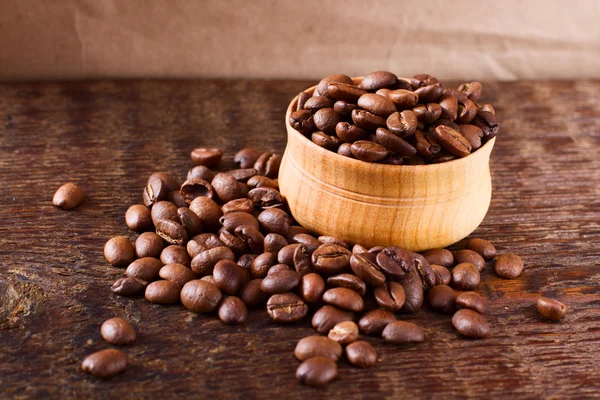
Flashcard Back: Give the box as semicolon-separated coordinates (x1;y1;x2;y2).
278;78;495;252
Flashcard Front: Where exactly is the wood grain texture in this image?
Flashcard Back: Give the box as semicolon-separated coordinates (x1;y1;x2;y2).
0;79;599;399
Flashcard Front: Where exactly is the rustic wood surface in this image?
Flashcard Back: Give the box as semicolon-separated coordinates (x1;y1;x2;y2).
0;79;599;399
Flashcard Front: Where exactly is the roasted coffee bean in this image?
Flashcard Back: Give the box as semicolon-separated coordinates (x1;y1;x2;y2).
155;219;188;245
388;89;419;109
189;197;223;231
318;236;349;248
351;109;387;131
296;356;337;387
494;253;524;279
267;263;292;275
254;152;282;179
352;244;368;254
200;275;217;285
247;187;286;209
210;173;242;203
227;168;257;183
451;263;480;290
537;297;568;321
333;100;359;117
81;349;128;378
180;178;215;203
327;274;367;296
454;249;486;272
126;257;163;282
358;93;397;117
220;211;259;232
414;83;444;103
151;201;179;224
414;130;441;158
413;103;443;123
187;233;223;258
212;259;244;295
181;279;222;313
145;280;181;304
104;236;135;267
432;264;451;286
312;131;341;151
458;81;483;101
293;245;314;276
313;108;341;136
304;96;335;112
459;124;484;150
427;285;456;314
350;253;386;286
234;148;263;169
237;254;257;271
256;208;289;235
375;127;417;157
264;233;288;254
261;270;300;294
374;281;406;311
456;97;478;124
322;287;364;312
439;93;458;120
423;249;454;268
335;122;366;143
316;73;354;96
324;82;366;102
481;103;496;115
359;71;397;90
159;263;196;287
187;165;215;182
376;246;413;280
337;143;355;158
472;110;499;139
456;291;485;314
171;192;189;208
125;205;153;232
149;172;179;193
295;335;343;361
177;207;203;236
386;110;418;137
291;234;320;254
250;252;277;278
411;74;439;89
190;148;222;167
452;309;490;338
239;279;268;307
382;321;425;343
411;252;436;289
400;269;424;313
191;246;235;276
143;176;168;207
328;321;359;345
111;276;147;296
300;273;326;303
369;246;385;254
432;118;461;131
160;245;190;266
289;110;316;135
101;317;136;345
266;293;308;323
222;198;254;214
358;309;396;336
431;125;472;157
53;182;85;210
289;228;312;244
312;305;354;334
234;225;264;254
312;244;351;274
345;341;377;368
350;140;389;162
218;296;248;324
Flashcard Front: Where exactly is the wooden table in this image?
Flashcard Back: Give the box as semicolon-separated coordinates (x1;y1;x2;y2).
1;79;599;399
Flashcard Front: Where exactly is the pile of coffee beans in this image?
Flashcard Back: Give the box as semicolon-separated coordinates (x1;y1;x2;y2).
87;147;568;384
288;71;499;164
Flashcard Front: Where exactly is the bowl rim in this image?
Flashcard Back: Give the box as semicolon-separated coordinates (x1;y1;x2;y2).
285;78;495;171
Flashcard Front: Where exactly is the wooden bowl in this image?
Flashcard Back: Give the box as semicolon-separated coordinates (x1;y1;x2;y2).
279;79;495;252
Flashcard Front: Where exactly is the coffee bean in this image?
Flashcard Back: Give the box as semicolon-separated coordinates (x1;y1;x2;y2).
458;124;484;150
209;173;241;203
312;305;354;334
261;270;300;294
150;201;178;225
253;152;282;179
453;249;486;272
472;110;499;139
451;263;480;290
188;197;221;231
251;252;277;278
145;280;181;304
294;335;342;361
345;341;377;368
143;176;168;207
81;349;128;378
313;108;341;136
312;131;342;151
297;91;311;111
126;257;163;282
267;263;292;275
212;259;244;295
237;253;257;271
291;234;320;254
300;273;326;303
413;103;442;123
186;233;223;258
439;93;458;120
293;245;314;276
322;287;364;312
289;110;316;135
187;165;215;182
458;81;483;101
358;93;397;117
359;71;397;90
220;211;259;232
201;275;217;285
358;309;396;336
155;219;188;245
388;89;418;109
111;277;147;296
431;125;472;157
375;128;417;157
374;281;406;311
176;208;203;237
171;192;189;208
304;96;335;113
431;264;451;286
264;233;288;254
247;187;286;209
376;246;413;280
324;82;366;102
218;296;248;324
222;198;254;214
180;178;215;204
386;110;417;137
296;356;337;387
399;269;424;313
312;244;351;274
536;297;568;321
257;208;290;236
411;74;439;89
317;73;354;96
382;321;425;343
452;308;490;338
191;246;235;276
234;148;262;169
266;293;308;323
159;263;196;287
456;291;485;314
337;144;354;157
333;100;359;117
104;236;135;267
135;232;165;258
335;122;366;143
494;253;524;279
181;279;222;313
415;83;444;103
191;147;222;167
368;246;385;254
125;205;153;232
351;109;387;132
327;274;367;296
160;245;190;266
239;279;268;307
350;140;388;162
101;317;136;345
328;321;359;345
349;253;386;286
53;182;85;210
318;236;349;249
413;130;441;158
481;103;496;115
232;224;264;254
427;285;456;314
422;248;454;268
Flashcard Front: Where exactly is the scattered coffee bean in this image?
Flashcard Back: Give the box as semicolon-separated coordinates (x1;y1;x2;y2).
455;291;485;314
180;178;215;204
350;253;386;286
452;309;490;338
53;182;85;210
266;293;308;323
495;253;524;279
111;276;147;296
104;236;135;267
322;287;364;312
261;270;300;294
296;356;337;387
187;165;215;182
155;219;188;246
345;341;377;368
126;257;163;282
422;248;454;268
327;274;367;296
125;204;153;232
400;269;424;313
358;309;396;336
234;148;263;169
376;246;413;280
218;296;248;324
189;197;223;231
427;285;456;314
177;207;203;237
312;305;354;334
453;249;486;272
239;279;268;307
191;246;235;275
145;280;180;304
431;264;451;286
300;273;326;303
180;280;222;313
191;147;222;167
101;317;136;345
312;244;351;274
382;321;425;343
294;335;342;361
213;260;244;295
159;263;196;287
328;321;359;345
212;173;243;203
135;232;164;259
81;349;128;378
159;245;190;266
536;297;568;321
451;263;481;290
466;238;497;260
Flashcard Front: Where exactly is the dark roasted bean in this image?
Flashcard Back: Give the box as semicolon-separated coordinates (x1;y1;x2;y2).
186;233;223;258
187;165;215;182
317;74;354;96
160;245;190;266
358;309;396;336
218;296;248;324
191;246;235;276
213;260;244;295
386;110;417;137
388;89;418;109
266;293;308;322
345;341;377;368
289;109;316;135
111;276;147;296
359;71;397;91
375;127;417;157
358;93;397;117
296;356;337;387
53;182;85;210
189;197;223;232
350;253;386;286
454;249;486;272
374;281;405;311
494;253;524;278
457;81;483;101
239;279;268;307
180;178;215;203
400;269;424;313
335;122;366;143
81;349;128;378
312;131;342;150
350;140;389;162
351;109;387;131
327;274;367;296
155;219;188;245
322;287;364;312
324;82;366;102
312;244;351;274
432;264;451;286
254;152;282;178
452;309;490;338
312;305;354;334
177;207;203;236
431;125;472;157
459;124;484;150
537;297;568;321
191;148;222;167
261;270;300;294
456;291;485;314
104;236;135;267
125;205;153;232
300;273;326;303
451;263;481;290
181;279;222;313
150;201;179;224
101;317;136;345
413;103;442;123
247;187;286;209
159;263;196;287
145;280;180;304
422;248;454;267
313;108;341;135
250;252;277;279
376;246;413;280
427;284;456;314
126;257;163;282
234;148;263;169
382;321;425;343
294;335;342;361
304;96;335;112
333;100;359;117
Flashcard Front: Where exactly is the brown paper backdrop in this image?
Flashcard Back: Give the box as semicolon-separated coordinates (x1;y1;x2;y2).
1;0;599;81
